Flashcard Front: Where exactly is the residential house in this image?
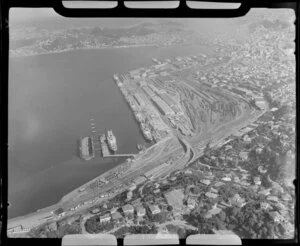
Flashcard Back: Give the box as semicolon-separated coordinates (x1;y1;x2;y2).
200;179;211;186
243;135;251;143
149;204;161;215
260;202;271;210
212;229;236;235
269;211;285;223
258;165;267;173
239;151;248;161
278;221;294;234
100;214;111;223
233;176;240;183
127;191;133;200
110;207;118;214
154;189;160;194
253;176;261;186
187;197;196;209
281;193;292;201
205;204;221;219
54;208;65;217
111;212;123;222
224;145;232;151
137;206;146;217
185;169;193;174
218;200;232;208
240;181;250;186
230;194;246;208
129;184;137;191
214;182;225;187
267;196;279;202
122;204;134;216
202;171;214;179
222;177;231;182
210;187;218;193
205;192;218;199
131;198;142;207
258;189;271;196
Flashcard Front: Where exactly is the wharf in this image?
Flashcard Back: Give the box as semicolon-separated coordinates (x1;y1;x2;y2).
97;133;136;158
100;137;110;157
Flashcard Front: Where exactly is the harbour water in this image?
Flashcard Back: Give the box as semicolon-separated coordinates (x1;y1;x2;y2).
8;45;213;218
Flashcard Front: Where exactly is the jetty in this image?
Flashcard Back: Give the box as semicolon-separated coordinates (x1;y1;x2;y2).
84;120;136;159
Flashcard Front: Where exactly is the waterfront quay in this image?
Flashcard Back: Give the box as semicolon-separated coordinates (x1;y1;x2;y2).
80;130;136;160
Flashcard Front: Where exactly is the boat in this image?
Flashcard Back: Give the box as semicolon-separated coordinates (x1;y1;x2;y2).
79;136;95;161
113;74;119;82
141;124;153;141
143;130;152;141
137;144;146;151
106;130;118;152
100;134;105;143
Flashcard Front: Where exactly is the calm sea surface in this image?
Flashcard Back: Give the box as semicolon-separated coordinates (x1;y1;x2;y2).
8;45;213;218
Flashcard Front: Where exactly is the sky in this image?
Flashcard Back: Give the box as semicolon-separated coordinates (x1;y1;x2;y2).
10;1;243;25
9;4;294;41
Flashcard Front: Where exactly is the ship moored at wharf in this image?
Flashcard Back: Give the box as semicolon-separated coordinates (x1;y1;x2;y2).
113;74;123;87
79;137;95;161
113;74;119;82
106;130;118;152
141;123;153;142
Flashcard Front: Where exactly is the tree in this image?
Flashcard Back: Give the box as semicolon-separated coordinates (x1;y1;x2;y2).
204;142;211;156
149;224;158;234
261;174;271;188
177;228;186;238
266;223;275;239
261;227;268;237
218;211;226;221
85;216;99;233
114;226;129;238
46;230;59;238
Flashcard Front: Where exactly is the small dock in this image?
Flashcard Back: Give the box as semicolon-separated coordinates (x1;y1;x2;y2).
88;119;136;159
91;134;136;158
100;138;110;157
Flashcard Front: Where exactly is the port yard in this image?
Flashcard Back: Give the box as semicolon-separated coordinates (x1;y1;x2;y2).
80;131;136;160
8;52;268;233
113;53;245;140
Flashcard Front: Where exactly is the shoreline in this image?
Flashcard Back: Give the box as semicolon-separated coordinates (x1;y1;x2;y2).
9;43;164;58
7;136;172;224
9;42;205;59
8;44;214;223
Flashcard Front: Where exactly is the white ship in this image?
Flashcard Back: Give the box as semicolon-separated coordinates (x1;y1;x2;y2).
141;123;153;141
106;130;117;152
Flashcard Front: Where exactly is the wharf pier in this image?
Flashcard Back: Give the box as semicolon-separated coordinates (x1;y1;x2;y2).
91;132;136;158
88;119;136;158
